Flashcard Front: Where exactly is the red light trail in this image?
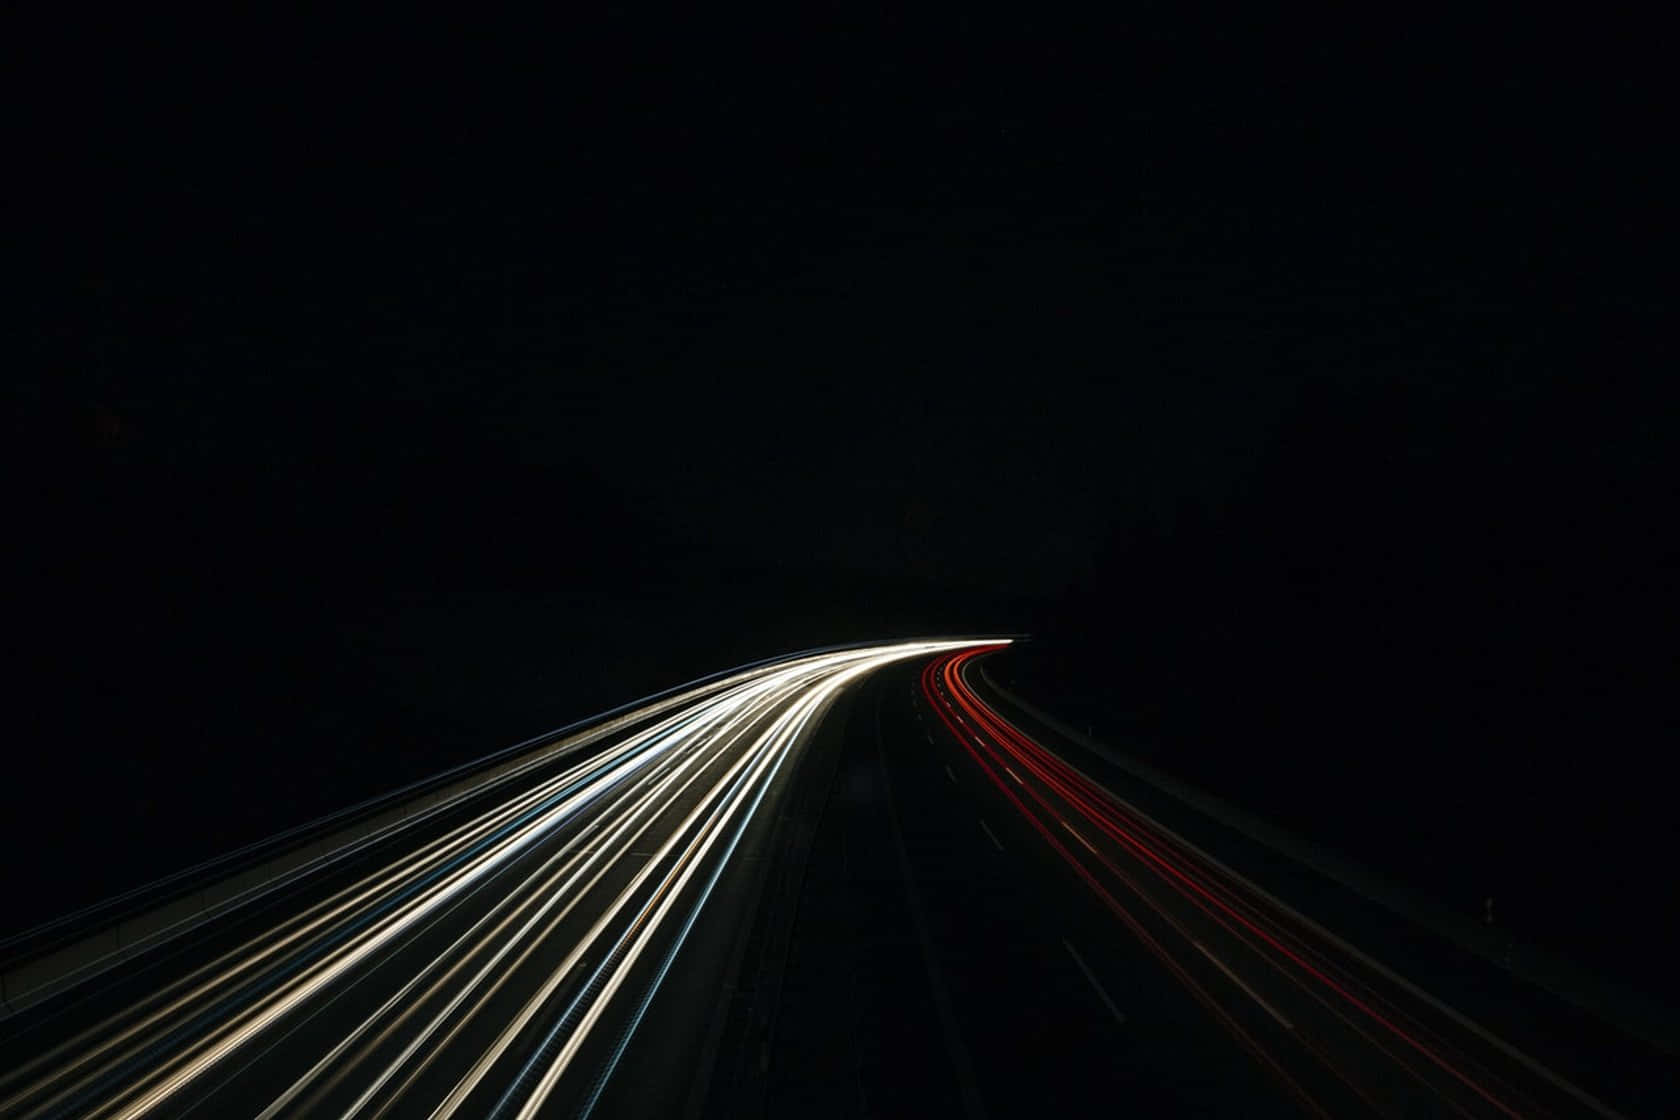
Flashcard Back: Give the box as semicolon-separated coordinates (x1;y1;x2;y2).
917;646;1618;1119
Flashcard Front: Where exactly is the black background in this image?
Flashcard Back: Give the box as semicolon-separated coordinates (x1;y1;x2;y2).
10;13;1675;999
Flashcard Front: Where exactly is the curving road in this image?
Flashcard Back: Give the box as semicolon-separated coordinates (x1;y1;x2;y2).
8;638;1668;1118
918;645;1643;1118
0;640;987;1120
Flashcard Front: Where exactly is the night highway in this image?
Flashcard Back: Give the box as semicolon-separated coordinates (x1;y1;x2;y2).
12;9;1675;1119
908;650;1675;1118
0;642;979;1119
6;640;1672;1117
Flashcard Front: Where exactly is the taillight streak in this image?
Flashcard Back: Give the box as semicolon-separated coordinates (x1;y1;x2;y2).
915;658;1331;1118
934;658;1487;1105
924;650;1538;1120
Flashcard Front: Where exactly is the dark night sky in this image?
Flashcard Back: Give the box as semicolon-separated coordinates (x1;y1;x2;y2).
9;11;1676;980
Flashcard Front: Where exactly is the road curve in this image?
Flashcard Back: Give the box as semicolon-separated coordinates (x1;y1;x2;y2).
0;639;994;1120
921;646;1632;1119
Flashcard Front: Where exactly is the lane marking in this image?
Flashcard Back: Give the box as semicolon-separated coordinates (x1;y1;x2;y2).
1060;819;1097;855
1063;940;1126;1025
876;680;990;1120
966;671;1632;1120
945;765;957;784
1191;940;1293;1029
978;819;1004;852
1004;766;1023;785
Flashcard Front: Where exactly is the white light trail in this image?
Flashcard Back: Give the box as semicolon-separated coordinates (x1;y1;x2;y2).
3;639;1002;1120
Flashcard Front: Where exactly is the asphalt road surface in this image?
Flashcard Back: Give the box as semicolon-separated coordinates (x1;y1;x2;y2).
6;639;1669;1118
896;646;1663;1118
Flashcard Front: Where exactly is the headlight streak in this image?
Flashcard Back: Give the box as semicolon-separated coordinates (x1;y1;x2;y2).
15;669;800;1120
251;672;799;1120
433;647;954;1120
4;639;991;1120
98;671;819;1120
506;657;880;1120
487;711;789;1120
569;656;883;1120
301;665;812;1120
0;656;817;1105
4;681;750;1118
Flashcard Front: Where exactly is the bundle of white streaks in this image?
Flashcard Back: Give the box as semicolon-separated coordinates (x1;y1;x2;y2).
1;639;988;1119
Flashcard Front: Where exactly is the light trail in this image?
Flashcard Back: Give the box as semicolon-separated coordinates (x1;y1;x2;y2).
2;639;994;1119
921;646;1625;1120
